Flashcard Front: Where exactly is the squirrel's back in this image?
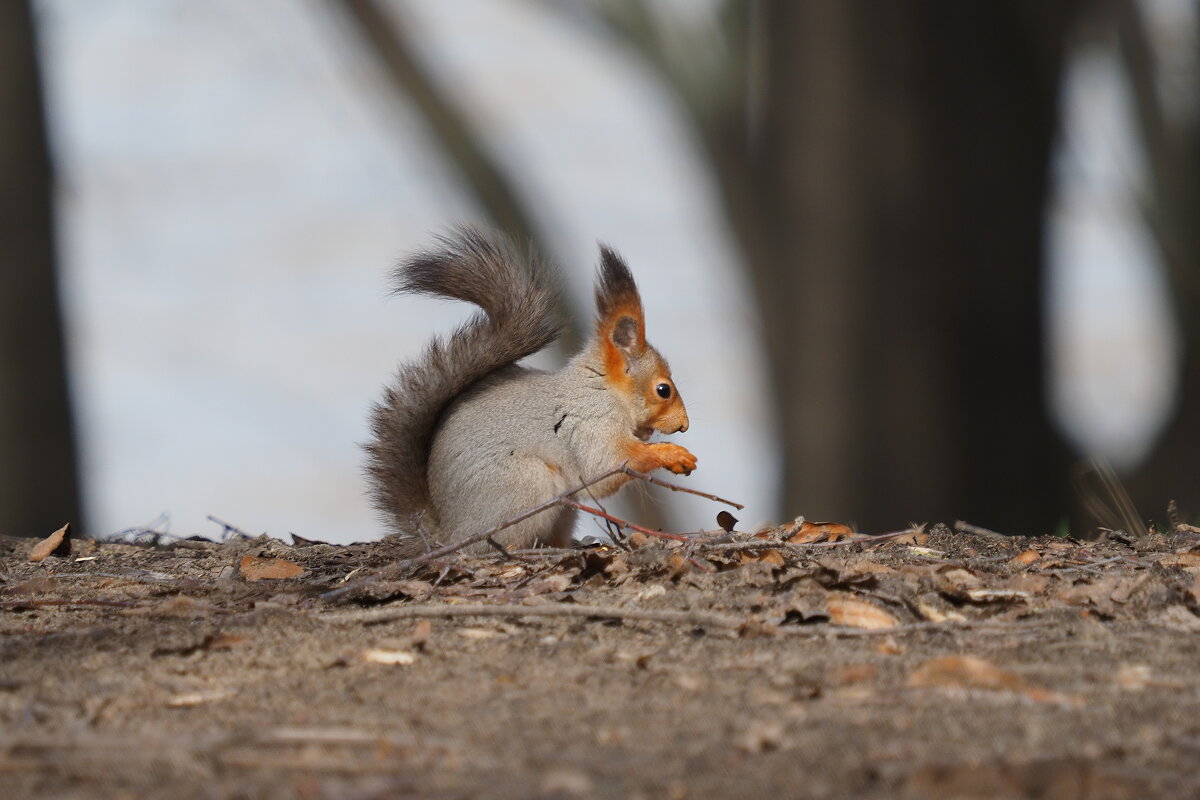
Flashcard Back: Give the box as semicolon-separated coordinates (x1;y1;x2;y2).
364;228;561;537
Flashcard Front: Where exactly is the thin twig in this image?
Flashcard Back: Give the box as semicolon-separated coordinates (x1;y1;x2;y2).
563;499;689;541
207;515;253;541
321;602;742;629
1045;556;1128;576
622;467;744;509
953;520;1010;540
395;466;621;562
698;528;923;553
0;598;141;609
491;547;582;557
322;464;741;600
777;616;1066;638
320;602;1068;638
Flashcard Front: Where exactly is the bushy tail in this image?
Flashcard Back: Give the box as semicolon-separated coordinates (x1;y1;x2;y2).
365;227;562;535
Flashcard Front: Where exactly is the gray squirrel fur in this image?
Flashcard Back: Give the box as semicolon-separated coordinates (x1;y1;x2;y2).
366;227;695;554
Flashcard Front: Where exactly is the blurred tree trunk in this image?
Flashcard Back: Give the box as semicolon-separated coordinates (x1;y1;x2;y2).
595;0;1084;533
749;1;1081;533
0;0;83;537
1115;0;1200;522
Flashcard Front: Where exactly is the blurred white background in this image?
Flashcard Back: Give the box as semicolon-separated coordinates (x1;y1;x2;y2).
34;0;1180;542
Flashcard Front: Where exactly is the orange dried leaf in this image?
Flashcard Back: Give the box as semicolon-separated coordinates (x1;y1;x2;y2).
1010;549;1039;566
907;655;1075;705
738;549;786;566
239;555;304;582
787;521;855;544
29;523;71;563
908;655;1026;692
826;596;898;630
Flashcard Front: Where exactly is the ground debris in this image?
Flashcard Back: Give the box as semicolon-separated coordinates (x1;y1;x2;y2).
2;525;1198;798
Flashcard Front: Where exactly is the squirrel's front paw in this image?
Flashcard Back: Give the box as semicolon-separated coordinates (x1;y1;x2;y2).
660;444;697;476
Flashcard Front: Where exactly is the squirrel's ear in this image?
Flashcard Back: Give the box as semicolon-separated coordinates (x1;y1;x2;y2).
595;245;645;355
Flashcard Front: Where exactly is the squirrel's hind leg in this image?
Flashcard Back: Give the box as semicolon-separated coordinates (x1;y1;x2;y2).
432;454;579;554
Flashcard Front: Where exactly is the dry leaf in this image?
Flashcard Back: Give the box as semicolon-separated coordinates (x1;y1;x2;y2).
739;549;786;567
1010;549;1040;566
826;596;898;630
935;567;983;599
908;655;1026;691
527;574;572;594
788;521;855;544
824;560;898;583
891;531;930;546
783;592;831;624
913;599;966;623
907;655;1071;704
636;584;666;601
716;510;738;532
29;523;71;562
239;555;304;582
1058;575;1125;614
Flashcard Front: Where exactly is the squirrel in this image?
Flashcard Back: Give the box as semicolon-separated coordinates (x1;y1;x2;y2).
365;227;696;554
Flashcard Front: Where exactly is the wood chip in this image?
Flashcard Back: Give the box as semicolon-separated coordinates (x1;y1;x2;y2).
167;689;234;707
362;648;417;666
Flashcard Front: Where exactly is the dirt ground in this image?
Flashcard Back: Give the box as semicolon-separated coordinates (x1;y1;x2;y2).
4;519;1200;799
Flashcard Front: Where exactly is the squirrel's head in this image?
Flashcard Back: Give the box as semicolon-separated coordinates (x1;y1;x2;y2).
594;246;689;440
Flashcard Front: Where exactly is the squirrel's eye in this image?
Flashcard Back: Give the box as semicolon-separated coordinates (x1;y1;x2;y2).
655;383;672;399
